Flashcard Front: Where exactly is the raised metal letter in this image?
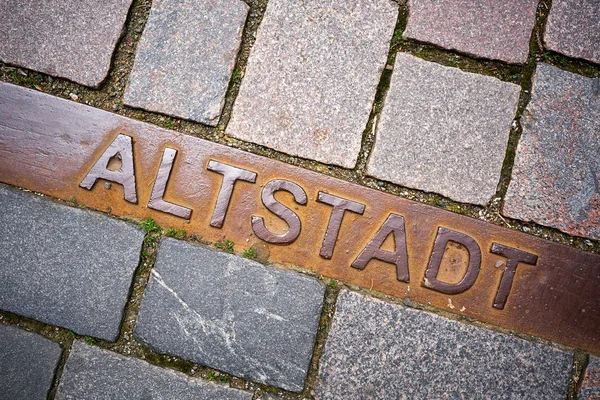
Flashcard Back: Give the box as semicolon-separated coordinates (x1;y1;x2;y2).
147;148;191;219
207;160;257;228
318;192;365;259
252;179;307;244
490;243;538;310
80;134;137;203
423;227;481;294
351;213;409;282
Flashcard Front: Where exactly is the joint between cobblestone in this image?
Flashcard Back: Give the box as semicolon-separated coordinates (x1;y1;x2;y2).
345;0;595;257
104;217;162;349
90;0;139;90
394;3;523;82
568;351;590;400
487;0;599;257
301;281;341;399
490;0;549;220
90;0;151;94
217;0;268;133
93;217;346;399
534;0;600;77
352;6;403;178
0;213;278;398
47;344;71;400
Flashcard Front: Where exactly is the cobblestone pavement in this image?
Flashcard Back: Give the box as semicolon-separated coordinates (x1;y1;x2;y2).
0;0;599;399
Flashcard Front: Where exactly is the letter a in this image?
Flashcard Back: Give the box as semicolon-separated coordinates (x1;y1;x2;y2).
351;213;410;282
80;134;137;203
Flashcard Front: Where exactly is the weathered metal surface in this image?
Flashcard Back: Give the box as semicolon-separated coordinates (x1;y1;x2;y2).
1;82;599;353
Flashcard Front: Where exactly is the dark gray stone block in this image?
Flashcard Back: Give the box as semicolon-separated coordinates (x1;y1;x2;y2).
135;238;325;392
0;184;144;341
403;0;538;64
545;0;600;65
368;53;520;205
124;0;248;126
580;356;600;399
0;0;133;87
504;63;600;240
55;341;252;400
226;0;398;168
315;290;572;399
0;324;62;400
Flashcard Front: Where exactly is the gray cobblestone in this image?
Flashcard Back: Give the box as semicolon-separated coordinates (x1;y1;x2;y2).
135;238;325;392
0;324;62;400
56;341;252;399
124;0;248;125
504;63;600;240
316;290;572;399
0;0;133;86
368;53;520;205
0;184;144;341
227;0;397;168
544;0;600;65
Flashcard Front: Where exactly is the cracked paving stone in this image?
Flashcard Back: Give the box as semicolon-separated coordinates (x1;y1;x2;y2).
544;0;600;65
315;290;572;400
0;0;133;87
504;63;600;240
580;356;600;399
55;341;252;399
0;184;144;341
124;0;248;126
134;237;325;392
403;0;538;64
367;53;520;205
0;324;62;400
226;0;398;168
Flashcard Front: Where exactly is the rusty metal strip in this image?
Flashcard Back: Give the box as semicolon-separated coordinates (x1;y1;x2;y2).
1;82;599;353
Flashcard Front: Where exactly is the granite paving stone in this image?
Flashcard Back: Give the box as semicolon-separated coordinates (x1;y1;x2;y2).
0;0;133;87
403;0;539;64
580;356;600;399
0;324;62;400
544;0;600;65
55;341;252;400
504;63;600;240
0;184;144;341
135;237;325;392
315;290;572;399
368;53;520;205
124;0;248;126
226;0;398;168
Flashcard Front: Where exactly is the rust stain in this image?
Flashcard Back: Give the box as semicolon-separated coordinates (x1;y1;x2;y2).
437;242;470;285
1;82;600;353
